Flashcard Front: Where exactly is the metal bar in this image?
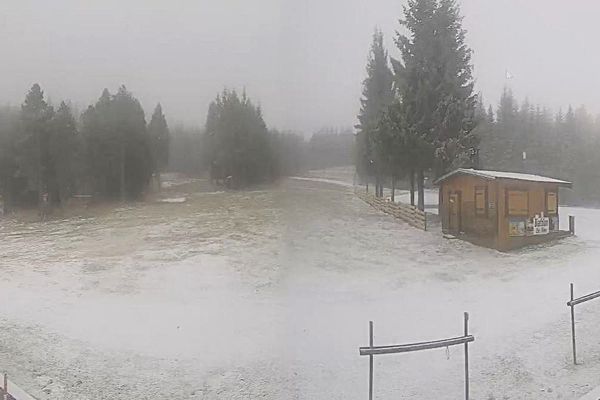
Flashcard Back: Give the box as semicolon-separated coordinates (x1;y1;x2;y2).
567;290;600;307
3;373;7;400
464;312;469;400
359;335;475;356
570;283;577;365
369;321;373;400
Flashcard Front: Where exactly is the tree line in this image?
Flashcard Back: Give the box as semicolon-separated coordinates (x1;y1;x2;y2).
477;88;600;205
0;84;356;213
0;84;169;213
356;0;479;210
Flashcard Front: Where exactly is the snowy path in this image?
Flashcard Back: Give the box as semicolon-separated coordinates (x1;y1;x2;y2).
0;176;599;398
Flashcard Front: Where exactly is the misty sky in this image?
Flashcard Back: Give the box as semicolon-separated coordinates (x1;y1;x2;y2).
1;0;600;135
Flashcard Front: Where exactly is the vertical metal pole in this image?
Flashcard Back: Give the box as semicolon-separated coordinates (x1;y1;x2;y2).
464;312;469;400
4;372;7;400
571;283;577;365
369;321;374;400
569;215;575;235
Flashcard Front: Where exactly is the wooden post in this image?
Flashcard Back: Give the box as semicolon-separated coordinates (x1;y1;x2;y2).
570;283;577;365
369;321;374;400
464;312;469;400
569;216;575;235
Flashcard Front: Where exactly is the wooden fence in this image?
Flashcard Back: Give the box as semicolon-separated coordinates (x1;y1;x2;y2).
355;190;427;231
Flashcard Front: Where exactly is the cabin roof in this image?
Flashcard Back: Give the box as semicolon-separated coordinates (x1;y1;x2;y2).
434;168;572;187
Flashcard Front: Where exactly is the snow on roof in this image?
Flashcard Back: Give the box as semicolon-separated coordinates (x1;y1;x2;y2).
434;168;572;187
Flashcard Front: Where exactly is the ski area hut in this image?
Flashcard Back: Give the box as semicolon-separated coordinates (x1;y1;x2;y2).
435;169;573;251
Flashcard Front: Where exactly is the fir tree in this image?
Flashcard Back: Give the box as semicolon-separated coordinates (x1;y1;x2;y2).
356;28;394;197
48;101;80;204
148;103;170;189
19;84;54;209
396;0;477;210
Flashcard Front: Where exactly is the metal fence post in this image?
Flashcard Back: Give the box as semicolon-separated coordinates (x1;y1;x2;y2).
569;215;575;235
369;321;374;400
570;283;577;365
464;312;469;400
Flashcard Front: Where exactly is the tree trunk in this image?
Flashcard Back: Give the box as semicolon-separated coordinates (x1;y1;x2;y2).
391;176;395;202
409;169;415;206
417;169;425;211
120;143;126;202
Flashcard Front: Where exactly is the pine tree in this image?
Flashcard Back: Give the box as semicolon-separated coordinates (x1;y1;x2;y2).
205;89;273;188
0;107;19;213
19;84;54;210
48;101;80;204
148;103;170;189
82;86;152;199
356;28;394;196
396;0;477;210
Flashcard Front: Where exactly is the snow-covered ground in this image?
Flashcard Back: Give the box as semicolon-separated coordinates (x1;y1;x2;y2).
303;166;440;213
0;172;599;399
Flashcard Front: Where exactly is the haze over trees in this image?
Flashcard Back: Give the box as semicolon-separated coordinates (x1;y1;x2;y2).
357;0;478;210
0;84;170;212
477;88;600;205
204;89;275;188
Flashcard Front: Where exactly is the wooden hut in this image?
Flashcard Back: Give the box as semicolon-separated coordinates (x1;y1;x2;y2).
434;168;573;251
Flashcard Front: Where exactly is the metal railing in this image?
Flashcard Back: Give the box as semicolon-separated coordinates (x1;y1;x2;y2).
359;312;474;400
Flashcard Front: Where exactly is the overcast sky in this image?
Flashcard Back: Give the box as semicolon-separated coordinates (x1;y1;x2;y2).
1;0;600;135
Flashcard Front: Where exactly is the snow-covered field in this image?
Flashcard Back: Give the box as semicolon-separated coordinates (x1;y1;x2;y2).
0;171;600;399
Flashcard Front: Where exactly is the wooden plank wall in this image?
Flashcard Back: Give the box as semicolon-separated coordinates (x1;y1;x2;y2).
355;190;427;231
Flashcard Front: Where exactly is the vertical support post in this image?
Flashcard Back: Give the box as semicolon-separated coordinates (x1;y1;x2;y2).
569;215;575;235
369;321;374;400
570;283;577;365
464;312;469;400
3;372;8;400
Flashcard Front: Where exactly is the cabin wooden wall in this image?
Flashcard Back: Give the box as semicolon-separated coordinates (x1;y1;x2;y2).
496;180;561;251
439;175;497;240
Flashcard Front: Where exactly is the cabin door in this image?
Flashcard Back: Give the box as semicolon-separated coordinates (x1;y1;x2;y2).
448;192;461;234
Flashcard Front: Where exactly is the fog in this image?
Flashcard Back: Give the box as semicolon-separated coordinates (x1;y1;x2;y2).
1;0;600;134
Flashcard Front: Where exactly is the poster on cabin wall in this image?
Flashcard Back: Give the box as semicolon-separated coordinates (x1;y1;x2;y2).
509;218;526;236
533;216;550;235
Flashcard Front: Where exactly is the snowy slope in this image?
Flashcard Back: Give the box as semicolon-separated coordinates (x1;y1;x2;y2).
0;174;598;399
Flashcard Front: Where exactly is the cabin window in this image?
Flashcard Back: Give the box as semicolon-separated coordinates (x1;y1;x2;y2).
507;190;528;216
546;191;558;215
475;187;487;216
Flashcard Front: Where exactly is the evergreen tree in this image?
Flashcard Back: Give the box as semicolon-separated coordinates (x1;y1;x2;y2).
205;89;273;188
82;86;152;199
396;0;477;210
148;103;170;188
19;84;54;209
48;101;80;204
356;28;394;196
0;107;19;212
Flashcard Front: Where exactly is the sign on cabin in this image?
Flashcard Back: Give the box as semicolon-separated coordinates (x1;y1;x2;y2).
533;216;550;235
